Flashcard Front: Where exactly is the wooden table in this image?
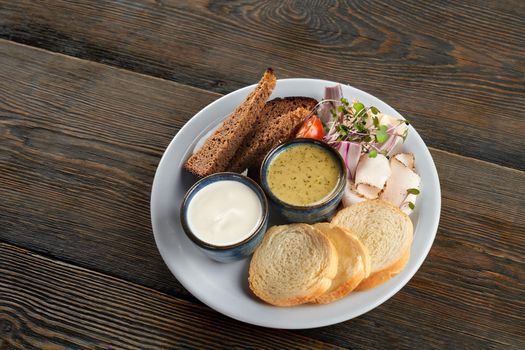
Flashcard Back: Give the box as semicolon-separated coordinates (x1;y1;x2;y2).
1;1;523;349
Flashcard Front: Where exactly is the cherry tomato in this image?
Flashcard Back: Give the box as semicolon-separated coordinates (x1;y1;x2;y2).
296;116;324;140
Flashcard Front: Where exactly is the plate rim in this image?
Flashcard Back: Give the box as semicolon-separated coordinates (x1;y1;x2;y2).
150;78;441;329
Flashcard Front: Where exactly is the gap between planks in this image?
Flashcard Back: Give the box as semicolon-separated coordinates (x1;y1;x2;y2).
1;38;521;174
0;240;343;349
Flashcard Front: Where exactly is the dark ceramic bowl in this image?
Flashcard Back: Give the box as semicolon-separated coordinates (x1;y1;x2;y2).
180;172;269;263
260;138;346;223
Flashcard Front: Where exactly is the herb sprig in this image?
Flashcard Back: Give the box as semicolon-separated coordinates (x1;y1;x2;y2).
323;98;409;158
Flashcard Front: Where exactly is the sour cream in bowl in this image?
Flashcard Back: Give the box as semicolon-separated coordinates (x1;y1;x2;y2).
180;172;269;263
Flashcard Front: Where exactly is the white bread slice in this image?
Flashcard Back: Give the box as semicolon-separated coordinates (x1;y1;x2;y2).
248;224;338;306
311;223;370;304
331;200;413;290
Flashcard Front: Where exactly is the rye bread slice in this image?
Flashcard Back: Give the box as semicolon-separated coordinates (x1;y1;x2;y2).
184;68;276;177
228;97;318;172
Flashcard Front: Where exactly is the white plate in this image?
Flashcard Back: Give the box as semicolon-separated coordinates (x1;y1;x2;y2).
150;79;441;329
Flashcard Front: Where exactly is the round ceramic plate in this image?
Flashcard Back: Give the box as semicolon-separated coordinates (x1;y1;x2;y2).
150;79;441;329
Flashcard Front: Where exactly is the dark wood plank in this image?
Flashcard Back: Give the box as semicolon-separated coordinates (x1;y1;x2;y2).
0;0;524;169
0;243;340;350
0;39;219;300
1;40;524;348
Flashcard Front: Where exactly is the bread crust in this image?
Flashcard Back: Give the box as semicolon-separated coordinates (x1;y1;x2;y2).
354;248;410;291
229;106;313;172
312;223;369;304
228;97;317;172
184;68;276;177
331;200;413;290
315;267;365;304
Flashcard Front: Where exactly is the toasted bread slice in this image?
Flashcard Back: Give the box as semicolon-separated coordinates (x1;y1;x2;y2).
184;68;276;177
311;223;370;304
248;224;338;306
229;97;317;172
331;200;413;290
355;249;409;290
240;96;318;143
229;106;312;172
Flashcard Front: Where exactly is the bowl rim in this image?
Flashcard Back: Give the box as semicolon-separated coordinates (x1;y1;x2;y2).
180;172;269;250
260;138;347;210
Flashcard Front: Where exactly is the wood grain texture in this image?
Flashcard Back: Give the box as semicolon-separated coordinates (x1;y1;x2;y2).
1;0;524;170
0;38;219;301
1;40;524;348
0;243;341;350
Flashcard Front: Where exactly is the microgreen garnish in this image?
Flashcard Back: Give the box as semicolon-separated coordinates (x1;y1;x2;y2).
355;121;367;133
375;125;389;143
408;202;415;210
355;104;367;117
336;124;349;136
401;128;409;141
353;102;365;113
407;188;420;195
320;97;409;157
